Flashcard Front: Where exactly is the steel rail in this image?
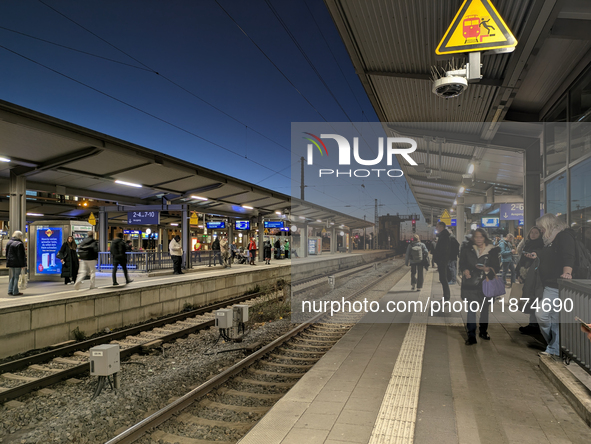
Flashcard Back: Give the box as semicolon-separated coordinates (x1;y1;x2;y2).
105;261;403;444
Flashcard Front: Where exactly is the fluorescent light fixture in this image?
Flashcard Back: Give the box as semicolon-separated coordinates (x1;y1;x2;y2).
330;222;335;225
191;195;208;201
454;200;457;205
198;225;203;228
459;186;465;194
316;219;322;223
467;164;475;174
170;223;179;226
299;216;306;220
0;157;10;162
115;180;142;188
26;213;43;216
275;211;282;215
242;205;253;210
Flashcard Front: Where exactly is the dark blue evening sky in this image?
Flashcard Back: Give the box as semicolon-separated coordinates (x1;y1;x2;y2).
0;0;419;220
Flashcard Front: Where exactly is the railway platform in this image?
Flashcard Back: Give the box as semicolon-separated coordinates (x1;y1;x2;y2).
239;267;591;444
0;250;390;359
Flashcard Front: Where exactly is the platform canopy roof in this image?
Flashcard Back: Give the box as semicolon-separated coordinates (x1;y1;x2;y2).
324;0;591;219
0;100;372;229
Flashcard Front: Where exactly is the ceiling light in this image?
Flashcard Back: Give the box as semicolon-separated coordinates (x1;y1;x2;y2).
299;216;306;220
242;205;253;210
454;200;457;205
191;196;208;201
0;157;10;162
459;186;465;194
275;211;282;215
26;213;43;216
83;202;88;207
317;219;322;223
170;223;179;226
115;180;142;188
467;164;475;174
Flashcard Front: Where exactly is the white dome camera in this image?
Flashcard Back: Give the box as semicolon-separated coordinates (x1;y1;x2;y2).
432;76;468;98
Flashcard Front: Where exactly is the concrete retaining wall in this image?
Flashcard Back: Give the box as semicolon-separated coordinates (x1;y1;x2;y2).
0;266;290;359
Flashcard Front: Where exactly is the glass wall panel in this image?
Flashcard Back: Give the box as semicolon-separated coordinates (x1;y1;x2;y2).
546;172;567;220
571;156;591;252
545;98;567;177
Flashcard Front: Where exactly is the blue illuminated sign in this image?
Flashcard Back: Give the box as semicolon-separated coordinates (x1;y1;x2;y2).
481;217;500;228
206;221;226;229
123;230;140;235
127;211;160;225
264;221;283;229
36;227;62;275
500;203;524;220
235;221;250;230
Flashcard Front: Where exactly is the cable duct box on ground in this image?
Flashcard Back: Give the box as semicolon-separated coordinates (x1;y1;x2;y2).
215;308;234;328
89;344;120;376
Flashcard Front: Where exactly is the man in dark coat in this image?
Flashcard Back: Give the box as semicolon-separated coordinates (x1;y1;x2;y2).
111;233;133;286
6;230;26;296
433;222;451;301
447;232;460;285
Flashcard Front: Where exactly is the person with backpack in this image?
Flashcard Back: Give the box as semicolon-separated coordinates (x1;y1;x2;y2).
74;232;99;290
6;231;26;296
499;234;517;288
448;232;460;285
405;234;429;291
111;233;133;286
526;214;575;359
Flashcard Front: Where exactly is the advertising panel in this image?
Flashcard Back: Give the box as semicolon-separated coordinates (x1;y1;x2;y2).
36;226;62;275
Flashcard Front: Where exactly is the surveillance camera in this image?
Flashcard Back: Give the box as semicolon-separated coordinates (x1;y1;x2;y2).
432;76;468;98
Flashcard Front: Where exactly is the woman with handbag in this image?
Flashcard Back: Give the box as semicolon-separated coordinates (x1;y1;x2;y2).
58;236;79;285
459;228;501;345
515;227;544;335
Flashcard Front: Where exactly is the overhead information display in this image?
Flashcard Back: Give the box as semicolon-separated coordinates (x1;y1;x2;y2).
436;0;517;55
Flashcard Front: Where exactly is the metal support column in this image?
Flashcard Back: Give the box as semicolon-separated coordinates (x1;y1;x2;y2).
9;170;26;234
257;216;264;263
524;144;541;234
182;206;190;269
457;197;465;243
301;224;308;257
331;227;336;253
348;230;352;252
98;209;108;252
162;228;169;253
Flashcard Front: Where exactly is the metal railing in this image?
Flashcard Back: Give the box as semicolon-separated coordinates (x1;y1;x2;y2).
559;279;591;374
97;252;186;273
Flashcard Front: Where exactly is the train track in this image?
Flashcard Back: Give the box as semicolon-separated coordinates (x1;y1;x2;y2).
105;260;404;444
0;257;393;404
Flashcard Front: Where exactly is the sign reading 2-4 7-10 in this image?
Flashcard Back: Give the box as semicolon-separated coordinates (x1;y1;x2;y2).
127;211;160;225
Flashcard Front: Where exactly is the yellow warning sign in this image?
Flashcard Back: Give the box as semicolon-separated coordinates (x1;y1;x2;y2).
88;212;96;226
189;212;199;225
436;0;517;55
440;209;452;225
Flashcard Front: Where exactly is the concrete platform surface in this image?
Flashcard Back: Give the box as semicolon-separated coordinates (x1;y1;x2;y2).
239;267;591;444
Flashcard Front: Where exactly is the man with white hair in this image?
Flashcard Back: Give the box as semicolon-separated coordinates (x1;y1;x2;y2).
6;231;26;296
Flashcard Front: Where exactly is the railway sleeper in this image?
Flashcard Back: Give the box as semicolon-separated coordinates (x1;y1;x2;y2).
233;377;295;388
52;357;83;365
200;399;270;414
218;387;283;400
150;430;233;444
278;347;325;355
2;373;39;382
259;361;313;370
269;353;319;362
248;369;305;378
177;412;252;431
28;365;63;373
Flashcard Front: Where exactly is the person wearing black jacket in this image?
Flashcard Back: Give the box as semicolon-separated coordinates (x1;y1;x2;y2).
515;227;544;335
459;228;501;345
74;232;99;291
529;214;575;358
6;231;26;296
433;222;451;301
58;236;79;285
111;233;133;286
448;233;460;285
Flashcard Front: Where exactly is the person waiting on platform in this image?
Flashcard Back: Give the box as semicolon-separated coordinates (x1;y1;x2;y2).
405;234;428;291
433;222;451;301
500;234;517;288
515;226;544;335
448;232;460;285
74;232;99;290
263;239;272;265
527;214;575;359
460;228;501;345
220;236;230;268
211;236;221;266
230;242;237;262
248;237;257;265
274;238;281;260
111;233;133;286
284;239;290;259
6;230;26;296
58;235;79;285
169;234;183;275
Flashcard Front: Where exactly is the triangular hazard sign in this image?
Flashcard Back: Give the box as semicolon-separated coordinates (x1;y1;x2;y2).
436;0;517;55
440;210;452;224
88;212;96;225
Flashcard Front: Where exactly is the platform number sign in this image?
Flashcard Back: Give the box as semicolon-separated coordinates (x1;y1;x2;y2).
127;211;160;225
